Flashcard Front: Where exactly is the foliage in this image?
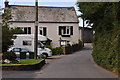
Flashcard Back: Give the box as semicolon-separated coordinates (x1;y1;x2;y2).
2;8;13;52
2;59;44;65
46;45;63;55
18;59;44;64
2;52;19;64
46;45;53;50
11;27;24;34
2;52;17;60
52;47;63;55
92;29;120;75
0;23;2;53
64;42;83;54
46;42;83;55
77;2;119;31
77;2;120;75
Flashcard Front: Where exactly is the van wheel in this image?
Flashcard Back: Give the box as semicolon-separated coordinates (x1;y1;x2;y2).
42;53;48;59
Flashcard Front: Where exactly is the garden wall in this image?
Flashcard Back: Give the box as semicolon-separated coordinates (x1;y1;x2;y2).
63;42;83;54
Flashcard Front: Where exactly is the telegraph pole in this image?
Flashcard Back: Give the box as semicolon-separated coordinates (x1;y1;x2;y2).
34;0;38;59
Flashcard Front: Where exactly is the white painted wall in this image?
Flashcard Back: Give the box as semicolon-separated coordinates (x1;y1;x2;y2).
9;22;35;34
10;22;81;48
12;34;47;52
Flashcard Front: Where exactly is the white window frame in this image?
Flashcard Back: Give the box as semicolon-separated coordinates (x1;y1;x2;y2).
39;27;46;36
61;26;71;35
22;27;31;34
39;27;44;35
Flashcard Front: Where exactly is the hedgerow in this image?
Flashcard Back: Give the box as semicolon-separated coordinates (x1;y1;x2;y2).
92;28;120;75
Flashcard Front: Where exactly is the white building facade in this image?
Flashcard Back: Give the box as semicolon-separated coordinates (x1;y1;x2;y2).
5;1;82;47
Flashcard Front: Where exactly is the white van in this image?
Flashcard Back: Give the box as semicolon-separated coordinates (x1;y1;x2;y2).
8;34;52;58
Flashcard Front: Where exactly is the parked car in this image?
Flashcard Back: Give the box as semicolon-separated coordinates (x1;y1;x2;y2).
8;34;52;58
8;47;52;59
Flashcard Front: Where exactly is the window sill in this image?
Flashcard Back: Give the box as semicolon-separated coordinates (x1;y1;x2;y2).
61;35;71;37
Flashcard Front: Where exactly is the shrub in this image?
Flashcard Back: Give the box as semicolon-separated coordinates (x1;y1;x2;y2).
2;52;17;60
46;45;53;50
92;29;120;76
52;47;63;55
20;52;26;59
78;40;83;48
29;52;34;59
46;45;63;55
2;52;19;64
46;42;83;55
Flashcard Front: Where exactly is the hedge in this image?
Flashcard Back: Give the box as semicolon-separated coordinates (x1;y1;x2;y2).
46;41;83;55
64;41;83;54
92;28;120;76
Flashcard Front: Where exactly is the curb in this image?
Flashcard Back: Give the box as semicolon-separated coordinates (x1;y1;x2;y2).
2;59;45;71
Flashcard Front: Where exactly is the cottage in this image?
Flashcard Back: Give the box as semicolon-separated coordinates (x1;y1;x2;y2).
5;1;81;47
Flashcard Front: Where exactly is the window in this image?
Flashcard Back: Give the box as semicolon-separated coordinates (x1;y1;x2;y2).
38;41;45;48
21;48;29;52
23;41;32;46
22;27;31;34
39;27;47;36
59;26;73;37
12;48;20;52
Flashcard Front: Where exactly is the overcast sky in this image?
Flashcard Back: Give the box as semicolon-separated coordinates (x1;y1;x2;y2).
0;0;85;26
0;0;78;9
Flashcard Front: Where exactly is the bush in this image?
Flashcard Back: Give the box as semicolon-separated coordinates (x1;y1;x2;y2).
92;29;120;76
46;42;83;55
20;52;26;59
52;47;63;55
78;40;83;48
46;45;63;55
46;45;53;50
2;52;19;64
2;52;17;60
64;42;83;54
29;52;34;59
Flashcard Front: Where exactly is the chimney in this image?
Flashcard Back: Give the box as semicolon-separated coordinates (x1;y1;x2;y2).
5;0;9;7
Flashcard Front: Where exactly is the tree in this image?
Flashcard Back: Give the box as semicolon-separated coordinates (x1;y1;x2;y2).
11;27;24;34
0;7;2;53
77;2;120;75
2;8;13;52
77;2;119;31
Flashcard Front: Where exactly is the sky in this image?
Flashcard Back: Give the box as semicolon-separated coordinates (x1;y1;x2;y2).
0;0;119;27
0;0;85;27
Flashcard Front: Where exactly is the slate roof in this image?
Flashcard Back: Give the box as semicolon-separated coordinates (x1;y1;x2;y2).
9;5;79;23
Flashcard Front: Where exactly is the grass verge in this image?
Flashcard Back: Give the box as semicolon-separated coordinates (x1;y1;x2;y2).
1;59;44;65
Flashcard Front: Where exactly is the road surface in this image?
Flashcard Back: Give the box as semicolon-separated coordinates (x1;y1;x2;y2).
2;44;118;78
